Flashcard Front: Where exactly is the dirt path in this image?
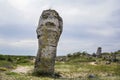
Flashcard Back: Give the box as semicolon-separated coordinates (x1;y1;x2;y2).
89;62;97;65
12;66;33;74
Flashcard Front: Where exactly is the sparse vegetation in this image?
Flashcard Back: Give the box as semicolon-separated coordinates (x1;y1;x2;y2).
0;50;120;80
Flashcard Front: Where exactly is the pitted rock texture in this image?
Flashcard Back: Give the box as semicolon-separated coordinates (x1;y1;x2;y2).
96;47;102;56
34;9;63;74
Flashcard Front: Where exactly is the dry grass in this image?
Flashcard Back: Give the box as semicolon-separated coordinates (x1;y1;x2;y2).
0;55;120;80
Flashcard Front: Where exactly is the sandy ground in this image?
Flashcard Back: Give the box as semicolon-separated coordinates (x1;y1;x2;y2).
12;66;33;74
89;62;97;65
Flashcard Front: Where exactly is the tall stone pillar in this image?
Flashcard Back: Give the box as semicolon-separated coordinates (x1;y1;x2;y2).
96;47;102;57
34;9;63;75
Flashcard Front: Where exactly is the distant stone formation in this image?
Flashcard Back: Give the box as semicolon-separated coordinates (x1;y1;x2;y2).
96;47;102;57
34;9;63;75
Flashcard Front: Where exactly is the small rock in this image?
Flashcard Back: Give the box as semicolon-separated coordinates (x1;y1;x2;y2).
106;61;111;64
88;74;96;78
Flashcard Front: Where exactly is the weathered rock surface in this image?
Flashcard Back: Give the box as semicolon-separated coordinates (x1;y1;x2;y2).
34;9;63;75
96;47;102;57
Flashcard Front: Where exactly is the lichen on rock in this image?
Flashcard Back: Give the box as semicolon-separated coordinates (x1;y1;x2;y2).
34;9;63;75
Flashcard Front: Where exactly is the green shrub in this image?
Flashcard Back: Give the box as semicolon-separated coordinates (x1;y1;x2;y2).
5;72;18;75
32;71;54;77
0;67;7;71
0;54;6;60
115;64;120;76
16;59;32;65
0;61;14;69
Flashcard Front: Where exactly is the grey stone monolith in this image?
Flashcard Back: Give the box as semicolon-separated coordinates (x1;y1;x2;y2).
96;47;102;57
34;9;63;75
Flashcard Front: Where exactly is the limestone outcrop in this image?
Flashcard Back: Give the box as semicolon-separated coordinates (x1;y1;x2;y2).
96;47;102;57
34;9;63;75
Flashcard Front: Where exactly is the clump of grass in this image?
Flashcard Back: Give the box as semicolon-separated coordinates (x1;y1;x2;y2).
32;70;55;77
0;54;34;66
0;67;7;71
5;72;19;75
0;61;14;69
115;64;120;76
0;71;54;80
16;59;32;66
32;70;61;79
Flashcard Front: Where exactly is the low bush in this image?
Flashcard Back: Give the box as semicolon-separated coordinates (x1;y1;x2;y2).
0;67;7;71
16;59;33;65
5;72;18;75
0;61;14;69
115;64;120;76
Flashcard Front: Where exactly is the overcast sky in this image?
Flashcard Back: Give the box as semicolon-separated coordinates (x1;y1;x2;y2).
0;0;120;56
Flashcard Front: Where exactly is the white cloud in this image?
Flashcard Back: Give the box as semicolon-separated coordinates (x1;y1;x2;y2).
0;38;37;49
87;27;116;37
11;39;37;48
8;0;30;10
59;0;119;26
58;37;98;55
0;0;120;55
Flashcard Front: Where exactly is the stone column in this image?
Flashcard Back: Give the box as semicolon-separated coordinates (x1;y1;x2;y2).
34;9;63;75
96;47;102;57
